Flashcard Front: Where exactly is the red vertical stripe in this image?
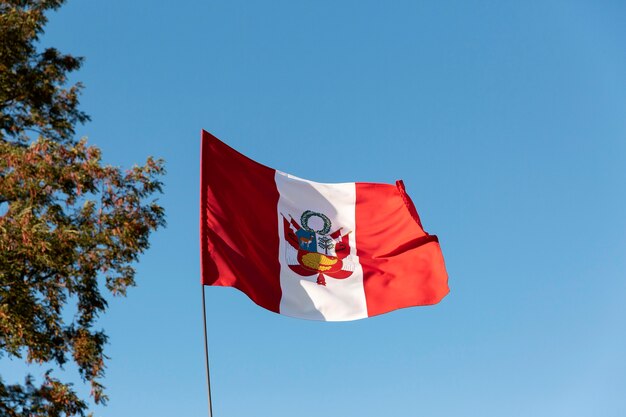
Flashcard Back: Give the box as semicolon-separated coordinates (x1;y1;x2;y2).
356;182;449;317
200;130;282;313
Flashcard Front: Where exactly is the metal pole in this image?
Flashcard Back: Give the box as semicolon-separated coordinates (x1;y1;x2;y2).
202;285;214;417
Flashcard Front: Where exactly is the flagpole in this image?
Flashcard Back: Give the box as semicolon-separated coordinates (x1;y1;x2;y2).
201;285;214;417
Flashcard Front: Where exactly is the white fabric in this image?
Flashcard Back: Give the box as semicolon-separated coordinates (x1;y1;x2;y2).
275;171;367;321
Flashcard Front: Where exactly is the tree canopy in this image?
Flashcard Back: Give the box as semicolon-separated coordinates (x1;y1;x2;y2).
0;1;165;415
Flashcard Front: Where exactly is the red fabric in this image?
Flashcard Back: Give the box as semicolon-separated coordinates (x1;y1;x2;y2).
356;183;449;317
200;130;282;313
200;130;449;319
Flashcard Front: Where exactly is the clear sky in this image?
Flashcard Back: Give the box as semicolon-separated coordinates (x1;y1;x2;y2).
3;1;626;416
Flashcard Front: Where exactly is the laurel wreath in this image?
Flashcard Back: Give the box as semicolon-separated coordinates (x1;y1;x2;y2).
300;210;332;235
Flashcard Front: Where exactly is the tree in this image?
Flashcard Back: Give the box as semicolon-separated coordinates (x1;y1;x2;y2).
317;236;335;255
0;1;165;416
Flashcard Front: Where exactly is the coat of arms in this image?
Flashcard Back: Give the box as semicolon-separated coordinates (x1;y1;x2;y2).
282;210;356;286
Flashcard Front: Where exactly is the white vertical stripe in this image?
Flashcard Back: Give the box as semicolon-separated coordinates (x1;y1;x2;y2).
275;171;367;321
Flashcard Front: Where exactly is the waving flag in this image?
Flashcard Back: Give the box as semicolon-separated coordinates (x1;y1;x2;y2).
200;130;449;321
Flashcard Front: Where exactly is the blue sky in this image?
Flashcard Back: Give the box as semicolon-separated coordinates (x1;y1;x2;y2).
3;1;626;416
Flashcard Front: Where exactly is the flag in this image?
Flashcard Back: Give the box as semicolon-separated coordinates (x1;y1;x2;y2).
200;130;449;321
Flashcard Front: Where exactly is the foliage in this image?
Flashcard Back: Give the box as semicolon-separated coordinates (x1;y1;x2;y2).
0;1;165;416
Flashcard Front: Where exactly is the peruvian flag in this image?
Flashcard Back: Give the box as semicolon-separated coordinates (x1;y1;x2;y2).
200;130;449;321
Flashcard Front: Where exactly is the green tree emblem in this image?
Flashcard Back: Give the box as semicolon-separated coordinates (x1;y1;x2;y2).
317;236;335;255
